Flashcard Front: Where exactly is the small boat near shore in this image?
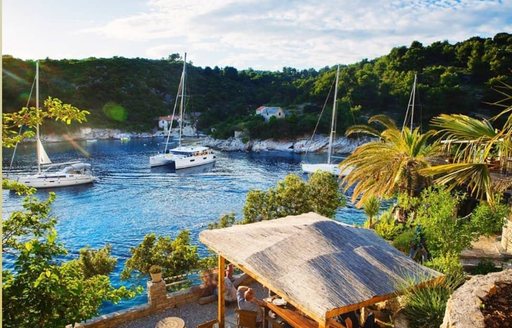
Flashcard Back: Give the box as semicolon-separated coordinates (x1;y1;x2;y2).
302;65;351;176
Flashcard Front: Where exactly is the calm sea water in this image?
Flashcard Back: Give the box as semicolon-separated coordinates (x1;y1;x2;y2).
2;138;366;313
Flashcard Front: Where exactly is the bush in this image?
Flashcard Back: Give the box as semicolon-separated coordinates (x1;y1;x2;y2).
208;213;236;229
374;210;404;240
242;172;344;223
469;259;502;275
470;199;509;236
392;228;415;253
400;274;464;328
121;231;199;280
149;265;162;274
415;187;474;258
424;252;464;277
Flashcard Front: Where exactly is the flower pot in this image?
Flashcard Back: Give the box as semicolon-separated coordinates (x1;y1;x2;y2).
150;272;162;283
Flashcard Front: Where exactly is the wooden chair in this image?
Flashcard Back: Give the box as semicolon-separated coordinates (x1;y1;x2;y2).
236;309;257;328
197;319;218;328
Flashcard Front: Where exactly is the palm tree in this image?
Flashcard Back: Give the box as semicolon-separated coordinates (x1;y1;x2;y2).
420;83;512;206
340;115;440;207
420;82;512;253
363;196;381;228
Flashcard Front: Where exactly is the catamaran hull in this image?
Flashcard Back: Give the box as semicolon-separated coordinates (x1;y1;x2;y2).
149;153;175;167
150;153;216;169
301;163;353;176
174;154;216;169
17;175;96;188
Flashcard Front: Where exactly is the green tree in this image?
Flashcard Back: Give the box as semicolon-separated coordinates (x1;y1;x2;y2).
2;190;136;328
242;172;344;223
2;98;137;327
121;231;199;280
2;96;89;148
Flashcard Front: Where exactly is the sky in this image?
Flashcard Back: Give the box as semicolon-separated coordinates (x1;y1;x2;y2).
3;0;512;70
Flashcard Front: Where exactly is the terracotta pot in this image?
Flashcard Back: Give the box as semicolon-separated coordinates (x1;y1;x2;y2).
150;272;162;283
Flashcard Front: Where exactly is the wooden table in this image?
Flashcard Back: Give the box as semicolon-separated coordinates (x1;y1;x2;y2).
155;316;186;328
265;301;317;328
264;302;344;328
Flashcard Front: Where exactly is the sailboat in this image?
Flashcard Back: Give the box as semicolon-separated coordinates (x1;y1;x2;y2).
149;53;216;169
15;61;96;188
301;65;352;176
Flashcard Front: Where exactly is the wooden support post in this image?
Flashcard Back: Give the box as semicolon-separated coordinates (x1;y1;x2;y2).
218;255;226;328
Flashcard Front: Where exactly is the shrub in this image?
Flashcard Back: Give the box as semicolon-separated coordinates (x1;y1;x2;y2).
374;210;404;240
415;186;474;258
469;259;502;275
242;172;344;223
363;196;381;228
121;231;199;280
424;252;464;277
392;228;415;253
149;265;162;274
208;213;237;229
400;274;464;328
470;199;510;236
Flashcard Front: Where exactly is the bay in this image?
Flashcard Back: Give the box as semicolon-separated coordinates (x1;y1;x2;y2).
2;138;366;313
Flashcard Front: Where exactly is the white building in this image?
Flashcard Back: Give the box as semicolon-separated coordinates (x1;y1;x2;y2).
255;106;286;122
158;115;180;133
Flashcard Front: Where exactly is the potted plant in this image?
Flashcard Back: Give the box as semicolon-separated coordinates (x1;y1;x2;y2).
149;265;163;283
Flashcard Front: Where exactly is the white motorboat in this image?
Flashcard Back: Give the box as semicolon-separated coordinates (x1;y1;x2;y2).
11;61;96;188
150;53;216;169
302;65;351;176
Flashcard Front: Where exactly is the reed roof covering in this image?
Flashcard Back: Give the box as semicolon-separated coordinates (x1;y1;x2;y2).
200;212;441;322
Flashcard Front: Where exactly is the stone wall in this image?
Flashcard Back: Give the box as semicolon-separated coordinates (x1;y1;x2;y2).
441;269;512;328
501;219;512;254
71;281;199;328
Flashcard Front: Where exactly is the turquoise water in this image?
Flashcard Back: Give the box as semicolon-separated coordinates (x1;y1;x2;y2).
2;138;366;313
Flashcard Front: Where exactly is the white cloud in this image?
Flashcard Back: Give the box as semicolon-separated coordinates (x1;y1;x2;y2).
54;0;512;69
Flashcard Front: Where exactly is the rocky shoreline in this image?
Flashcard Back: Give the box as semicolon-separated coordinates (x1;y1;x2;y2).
38;128;154;142
202;135;369;154
36;128;368;154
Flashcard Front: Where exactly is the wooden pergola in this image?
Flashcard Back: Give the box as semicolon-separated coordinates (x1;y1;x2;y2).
199;212;441;328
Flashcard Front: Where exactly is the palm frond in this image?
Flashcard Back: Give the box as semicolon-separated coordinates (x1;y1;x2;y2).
420;163;494;205
368;114;397;130
345;124;381;138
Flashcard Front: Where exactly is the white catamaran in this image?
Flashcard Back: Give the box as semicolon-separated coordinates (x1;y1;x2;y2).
149;53;216;169
302;65;352;176
15;61;96;188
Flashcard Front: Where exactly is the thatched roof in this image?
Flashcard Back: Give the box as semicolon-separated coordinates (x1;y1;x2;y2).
200;212;441;323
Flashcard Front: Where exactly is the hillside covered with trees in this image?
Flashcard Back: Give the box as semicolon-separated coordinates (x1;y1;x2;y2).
3;32;511;139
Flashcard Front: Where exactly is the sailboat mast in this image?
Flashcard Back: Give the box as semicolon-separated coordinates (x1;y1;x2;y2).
327;65;340;165
178;53;186;147
410;73;417;130
402;73;417;131
36;60;41;174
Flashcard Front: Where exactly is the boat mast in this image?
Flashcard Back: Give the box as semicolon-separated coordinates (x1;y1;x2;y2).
327;65;340;165
36;60;41;174
402;73;417;131
178;53;186;147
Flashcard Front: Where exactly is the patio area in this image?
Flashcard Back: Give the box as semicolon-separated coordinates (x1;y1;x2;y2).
120;281;267;328
200;212;442;328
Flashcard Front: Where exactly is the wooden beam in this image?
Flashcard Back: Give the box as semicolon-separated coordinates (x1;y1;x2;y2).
199;242;327;324
218;255;225;328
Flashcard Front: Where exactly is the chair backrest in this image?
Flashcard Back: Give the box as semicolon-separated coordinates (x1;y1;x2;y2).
236;309;257;328
197;319;218;328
